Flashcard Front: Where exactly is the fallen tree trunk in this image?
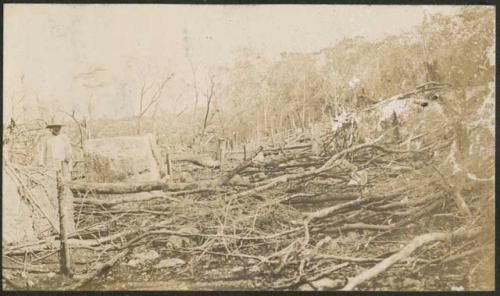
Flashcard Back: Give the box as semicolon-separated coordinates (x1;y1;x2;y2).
2;263;52;273
5;228;142;254
171;153;219;168
337;223;394;231
69;180;198;194
7;221;166;254
340;227;481;291
73;188;215;206
263;144;312;156
289;193;360;204
74;191;177;206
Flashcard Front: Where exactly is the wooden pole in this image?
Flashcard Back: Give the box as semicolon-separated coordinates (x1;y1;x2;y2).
216;139;221;161
166;152;172;175
220;149;225;172
243;144;247;161
57;162;72;277
271;127;275;147
219;139;226;172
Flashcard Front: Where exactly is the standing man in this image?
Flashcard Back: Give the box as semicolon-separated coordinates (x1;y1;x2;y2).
38;121;76;234
39;122;73;173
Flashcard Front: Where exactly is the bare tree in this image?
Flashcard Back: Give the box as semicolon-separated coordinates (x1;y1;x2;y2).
201;75;216;139
59;109;90;150
6;74;27;124
182;28;201;115
137;73;174;134
74;67;107;137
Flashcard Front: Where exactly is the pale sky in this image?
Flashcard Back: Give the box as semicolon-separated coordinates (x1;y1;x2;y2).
4;4;462;123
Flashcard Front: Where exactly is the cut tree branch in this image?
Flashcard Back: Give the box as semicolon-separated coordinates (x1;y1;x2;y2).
69;180;198;194
220;146;263;185
341;227;481;291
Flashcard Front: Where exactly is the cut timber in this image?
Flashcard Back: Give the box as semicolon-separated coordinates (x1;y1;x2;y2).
171;153;219;168
69;180;198;194
341;227;481;291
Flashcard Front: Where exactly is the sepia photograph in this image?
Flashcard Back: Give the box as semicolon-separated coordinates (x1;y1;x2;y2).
2;3;495;291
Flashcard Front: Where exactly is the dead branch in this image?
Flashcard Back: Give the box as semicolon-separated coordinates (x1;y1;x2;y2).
3;277;25;290
226;138;386;202
5;162;59;231
59;109;89;149
305;190;404;223
302;263;349;290
171;153;220;168
274;262;350;290
414;244;492;274
341;227;481;290
201;75;216;138
74;191;177;206
220;146;263;185
431;165;472;219
315;254;382;263
150;226;302;242
64;249;129;290
137;73;174;134
337;223;393;231
263;144;312;155
69;180;199;194
2;263;52;273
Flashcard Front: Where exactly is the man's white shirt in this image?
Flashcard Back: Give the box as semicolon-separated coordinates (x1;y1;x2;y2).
39;133;73;169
